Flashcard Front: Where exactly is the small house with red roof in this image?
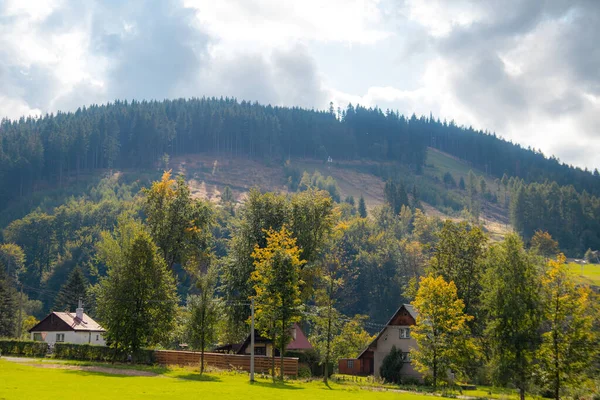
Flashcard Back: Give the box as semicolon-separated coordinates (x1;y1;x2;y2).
215;323;312;357
29;301;106;347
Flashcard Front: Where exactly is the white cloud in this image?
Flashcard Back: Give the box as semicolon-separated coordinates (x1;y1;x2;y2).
0;0;597;170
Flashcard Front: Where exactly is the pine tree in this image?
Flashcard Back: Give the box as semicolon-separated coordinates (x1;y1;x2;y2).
358;196;367;218
54;266;88;312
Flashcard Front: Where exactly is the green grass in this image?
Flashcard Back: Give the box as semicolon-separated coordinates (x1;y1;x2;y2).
0;359;434;400
567;263;600;286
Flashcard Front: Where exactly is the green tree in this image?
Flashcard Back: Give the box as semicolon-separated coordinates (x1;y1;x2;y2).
331;315;375;360
0;266;17;337
384;180;409;214
538;254;597;399
187;264;220;374
483;234;543;400
358;196;367;218
311;248;345;382
443;172;456;188
223;190;288;337
96;219;178;360
143;171;213;270
530;230;559;259
411;275;474;389
584;248;597;263
221;186;234;204
380;345;405;384
479;176;487;195
251;226;305;381
0;244;26;281
428;221;487;327
53;266;88;311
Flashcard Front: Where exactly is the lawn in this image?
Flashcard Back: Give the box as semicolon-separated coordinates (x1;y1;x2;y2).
568;262;600;286
0;359;432;400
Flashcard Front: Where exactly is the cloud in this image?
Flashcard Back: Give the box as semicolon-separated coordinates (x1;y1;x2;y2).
0;0;597;169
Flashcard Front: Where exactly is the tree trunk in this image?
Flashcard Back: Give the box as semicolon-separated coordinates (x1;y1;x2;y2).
519;387;525;400
280;317;286;381
200;337;205;374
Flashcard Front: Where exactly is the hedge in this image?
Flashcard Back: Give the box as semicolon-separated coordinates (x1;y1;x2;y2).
0;339;48;357
54;343;155;364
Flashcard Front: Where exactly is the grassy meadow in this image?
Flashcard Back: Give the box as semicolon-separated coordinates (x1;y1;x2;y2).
568;262;600;286
0;359;431;400
0;358;538;400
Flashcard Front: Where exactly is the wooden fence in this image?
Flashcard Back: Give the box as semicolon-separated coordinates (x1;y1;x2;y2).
154;350;299;376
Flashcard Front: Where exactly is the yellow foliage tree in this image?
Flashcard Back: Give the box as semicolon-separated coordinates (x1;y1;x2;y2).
538;254;596;400
251;226;305;381
411;275;474;389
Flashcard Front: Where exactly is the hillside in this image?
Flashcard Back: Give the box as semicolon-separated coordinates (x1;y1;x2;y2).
0;97;598;257
167;148;510;241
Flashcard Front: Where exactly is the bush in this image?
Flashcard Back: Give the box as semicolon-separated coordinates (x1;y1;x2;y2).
0;339;48;357
298;364;312;379
380;345;404;384
54;343;155;364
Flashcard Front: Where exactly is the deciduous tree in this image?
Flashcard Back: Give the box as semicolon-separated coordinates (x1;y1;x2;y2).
411;275;474;389
538;254;596;399
251;226;304;380
483;234;543;400
96;219;178;360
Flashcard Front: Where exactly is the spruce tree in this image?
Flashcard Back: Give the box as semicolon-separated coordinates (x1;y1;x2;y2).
358;196;367;218
54;266;88;312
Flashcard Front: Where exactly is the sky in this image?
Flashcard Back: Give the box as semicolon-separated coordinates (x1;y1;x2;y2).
0;0;598;169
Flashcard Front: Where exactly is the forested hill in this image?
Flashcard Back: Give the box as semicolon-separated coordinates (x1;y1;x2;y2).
1;97;599;210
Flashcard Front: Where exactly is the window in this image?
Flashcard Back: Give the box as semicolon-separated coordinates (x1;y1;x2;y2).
96;335;99;341
401;352;411;362
399;328;410;339
56;333;65;342
33;333;42;341
347;360;354;369
254;346;266;356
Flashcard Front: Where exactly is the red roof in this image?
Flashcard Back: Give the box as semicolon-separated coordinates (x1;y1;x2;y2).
287;323;312;351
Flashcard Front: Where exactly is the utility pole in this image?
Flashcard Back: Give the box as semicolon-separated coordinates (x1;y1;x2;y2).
17;283;23;339
250;298;255;382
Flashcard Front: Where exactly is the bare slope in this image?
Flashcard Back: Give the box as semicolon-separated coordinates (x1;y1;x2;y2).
170;150;511;241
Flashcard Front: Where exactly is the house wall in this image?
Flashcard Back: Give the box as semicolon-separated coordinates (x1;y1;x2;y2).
338;358;364;375
241;343;273;357
31;331;106;347
372;326;420;380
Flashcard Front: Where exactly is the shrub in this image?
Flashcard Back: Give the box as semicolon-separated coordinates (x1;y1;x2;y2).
0;339;48;357
298;365;312;379
53;343;155;364
380;345;404;384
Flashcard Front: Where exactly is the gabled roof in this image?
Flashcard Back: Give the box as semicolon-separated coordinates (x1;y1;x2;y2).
29;312;105;333
286;323;312;351
357;304;417;360
236;323;313;354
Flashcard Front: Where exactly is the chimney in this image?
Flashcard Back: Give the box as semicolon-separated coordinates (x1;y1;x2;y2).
76;298;84;321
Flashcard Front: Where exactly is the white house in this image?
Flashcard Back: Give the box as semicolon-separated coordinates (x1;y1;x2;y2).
29;301;106;347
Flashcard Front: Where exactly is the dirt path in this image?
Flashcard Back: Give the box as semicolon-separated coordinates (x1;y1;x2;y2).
1;356;157;376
